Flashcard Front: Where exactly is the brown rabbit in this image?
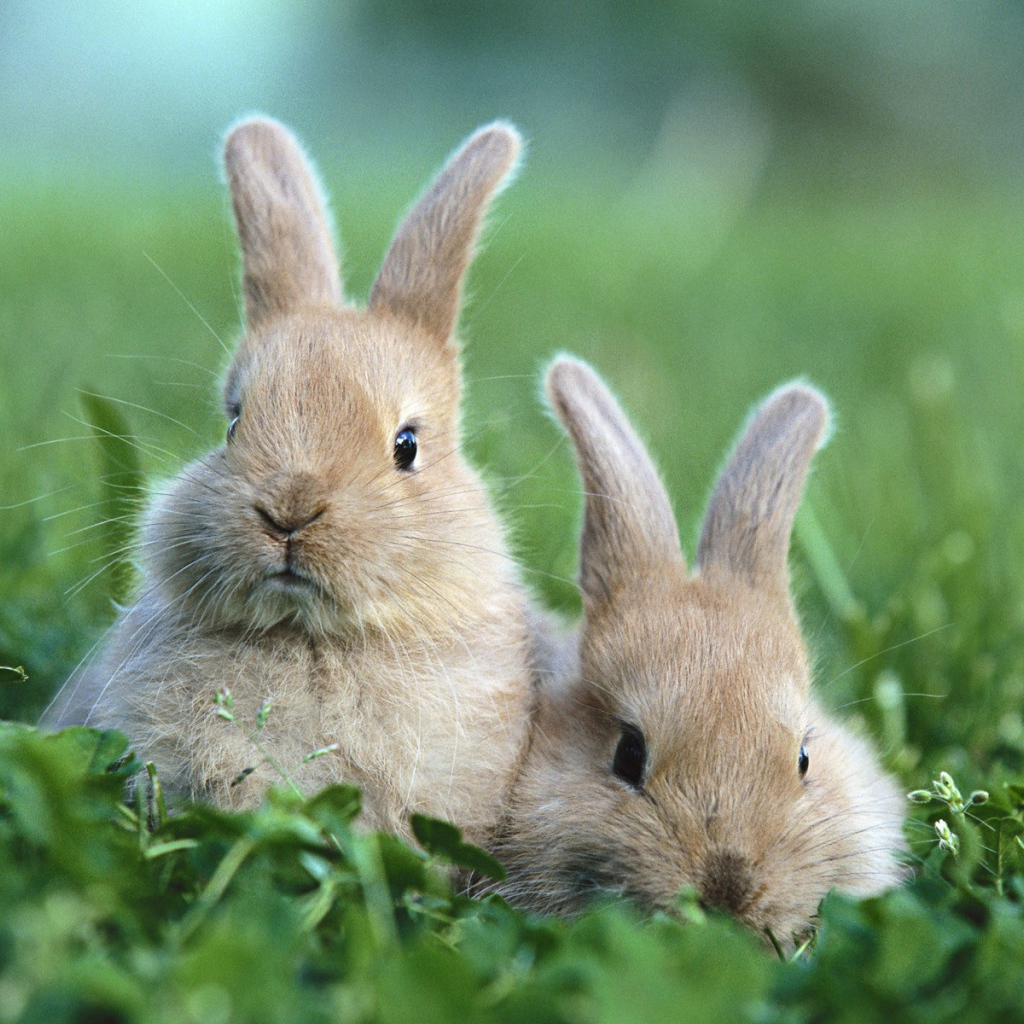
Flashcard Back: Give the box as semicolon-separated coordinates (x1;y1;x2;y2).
44;117;534;843
490;357;907;942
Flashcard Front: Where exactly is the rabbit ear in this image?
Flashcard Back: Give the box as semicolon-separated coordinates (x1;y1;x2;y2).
547;357;684;607
223;117;342;330
368;122;520;346
696;383;830;595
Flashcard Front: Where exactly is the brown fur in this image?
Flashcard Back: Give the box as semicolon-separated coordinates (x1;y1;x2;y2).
44;117;533;844
491;358;907;942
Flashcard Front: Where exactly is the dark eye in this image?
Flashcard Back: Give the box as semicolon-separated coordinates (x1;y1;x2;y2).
394;427;417;470
612;724;647;789
226;410;240;442
798;745;809;778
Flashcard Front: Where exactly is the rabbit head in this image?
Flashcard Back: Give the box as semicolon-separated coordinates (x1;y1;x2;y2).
494;357;906;944
144;117;522;641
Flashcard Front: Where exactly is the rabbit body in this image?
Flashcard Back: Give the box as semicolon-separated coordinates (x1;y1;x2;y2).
46;119;534;842
63;564;529;838
492;358;906;941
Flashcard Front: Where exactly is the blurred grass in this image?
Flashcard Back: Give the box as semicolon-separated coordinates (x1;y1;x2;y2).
3;159;1024;801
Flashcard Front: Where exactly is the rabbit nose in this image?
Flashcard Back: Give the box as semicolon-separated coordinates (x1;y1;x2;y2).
255;473;326;537
699;849;754;916
254;503;324;538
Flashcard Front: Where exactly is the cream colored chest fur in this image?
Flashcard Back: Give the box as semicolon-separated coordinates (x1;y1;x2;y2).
73;595;531;844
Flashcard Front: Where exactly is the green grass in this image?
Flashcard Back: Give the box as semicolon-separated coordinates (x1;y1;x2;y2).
2;161;1024;1021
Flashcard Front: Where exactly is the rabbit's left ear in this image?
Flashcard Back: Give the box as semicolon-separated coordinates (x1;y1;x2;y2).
696;383;830;596
369;122;521;347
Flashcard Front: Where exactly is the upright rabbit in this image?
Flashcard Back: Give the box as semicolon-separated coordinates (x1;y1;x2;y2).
45;117;535;843
491;357;906;941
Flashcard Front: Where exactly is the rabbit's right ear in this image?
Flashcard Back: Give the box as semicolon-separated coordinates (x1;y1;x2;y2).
369;123;520;348
696;383;829;597
547;357;684;608
223;117;343;330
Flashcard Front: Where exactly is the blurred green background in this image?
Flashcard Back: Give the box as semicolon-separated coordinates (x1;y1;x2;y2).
3;0;1024;800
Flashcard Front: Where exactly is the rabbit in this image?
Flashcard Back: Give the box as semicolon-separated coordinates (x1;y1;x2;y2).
488;356;907;943
43;116;537;844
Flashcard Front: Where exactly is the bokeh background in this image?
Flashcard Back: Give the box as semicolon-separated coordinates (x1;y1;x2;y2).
4;0;1024;788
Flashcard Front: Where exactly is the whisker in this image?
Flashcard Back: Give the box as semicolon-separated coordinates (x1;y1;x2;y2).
107;352;220;380
822;623;954;689
75;389;207;444
142;250;231;356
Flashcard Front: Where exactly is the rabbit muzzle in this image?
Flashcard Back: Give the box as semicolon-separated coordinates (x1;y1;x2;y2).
698;847;756;917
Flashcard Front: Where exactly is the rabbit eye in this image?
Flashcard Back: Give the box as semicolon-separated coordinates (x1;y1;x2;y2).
394;427;417;471
226;410;240;443
798;745;810;777
612;724;647;789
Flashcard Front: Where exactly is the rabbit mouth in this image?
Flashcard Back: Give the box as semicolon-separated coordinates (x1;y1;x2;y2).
246;568;340;636
266;568;314;590
260;568;326;607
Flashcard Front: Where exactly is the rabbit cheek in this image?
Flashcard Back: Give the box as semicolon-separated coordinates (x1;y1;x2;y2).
141;460;236;613
559;846;634;907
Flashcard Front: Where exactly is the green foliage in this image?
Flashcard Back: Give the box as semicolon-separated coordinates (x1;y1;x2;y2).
0;723;1022;1022
411;815;507;882
78;392;145;606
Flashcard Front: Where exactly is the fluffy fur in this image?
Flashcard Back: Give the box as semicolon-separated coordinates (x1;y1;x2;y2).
44;117;534;844
490;357;907;942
